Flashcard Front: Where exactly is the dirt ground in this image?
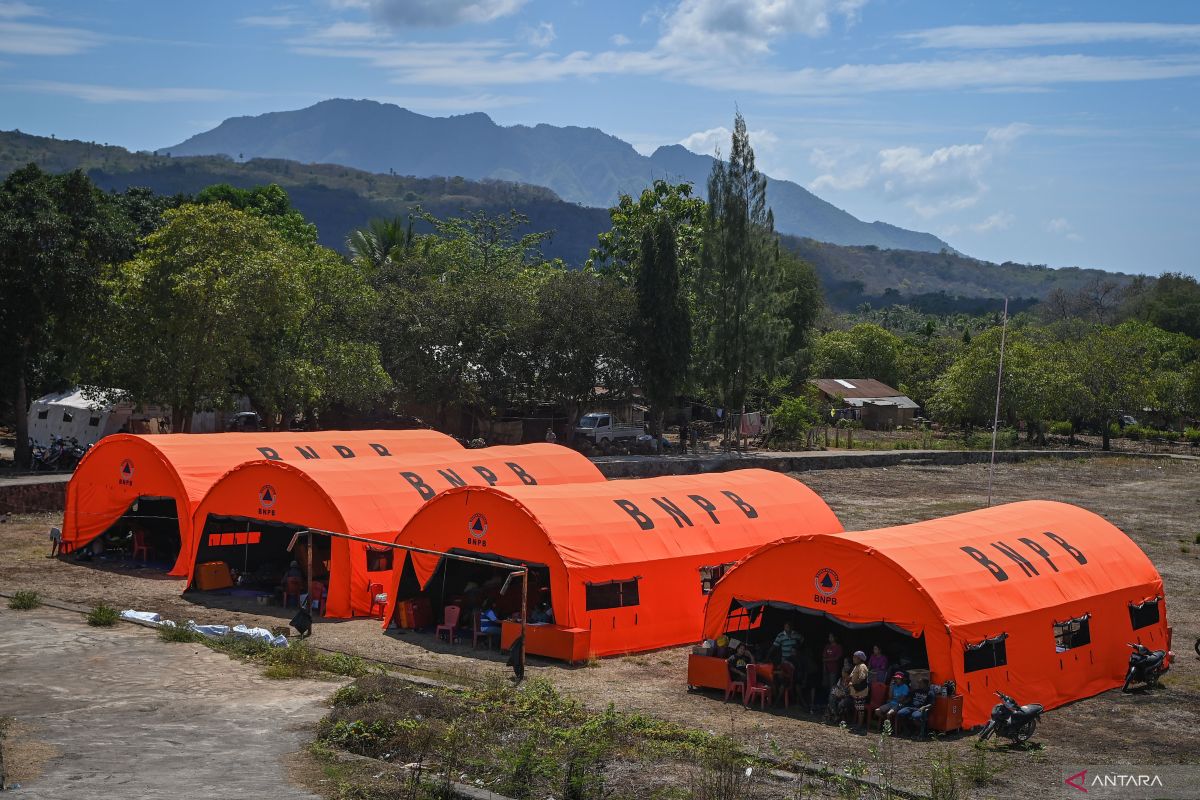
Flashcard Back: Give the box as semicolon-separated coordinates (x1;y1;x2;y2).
0;604;330;799
2;456;1198;798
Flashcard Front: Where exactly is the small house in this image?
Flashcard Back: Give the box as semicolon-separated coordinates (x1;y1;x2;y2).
809;378;919;430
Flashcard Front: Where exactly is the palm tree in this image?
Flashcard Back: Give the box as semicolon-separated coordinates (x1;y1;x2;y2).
346;215;415;274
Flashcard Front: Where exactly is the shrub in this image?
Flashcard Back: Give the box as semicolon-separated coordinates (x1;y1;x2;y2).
1049;421;1073;436
773;395;821;441
1185;428;1200;445
86;604;119;627
8;590;41;610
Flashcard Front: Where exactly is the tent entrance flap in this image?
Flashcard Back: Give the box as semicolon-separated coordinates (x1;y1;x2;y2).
421;551;551;623
86;496;182;564
731;598;924;638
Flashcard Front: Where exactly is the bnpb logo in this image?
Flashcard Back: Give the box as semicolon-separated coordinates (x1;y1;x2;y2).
813;567;840;605
119;459;134;486
467;513;488;545
258;484;277;515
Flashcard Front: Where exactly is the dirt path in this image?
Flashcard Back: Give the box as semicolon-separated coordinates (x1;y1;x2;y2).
1;457;1197;798
0;605;332;799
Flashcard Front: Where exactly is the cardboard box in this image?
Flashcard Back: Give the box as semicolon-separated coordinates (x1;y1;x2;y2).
195;561;233;591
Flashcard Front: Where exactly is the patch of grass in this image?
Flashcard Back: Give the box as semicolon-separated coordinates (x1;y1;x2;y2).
85;603;119;627
8;590;41;610
1194;533;1200;545
962;741;1004;787
158;624;204;643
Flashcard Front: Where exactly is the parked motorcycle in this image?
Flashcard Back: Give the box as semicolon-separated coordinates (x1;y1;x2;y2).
978;691;1043;744
1123;642;1169;691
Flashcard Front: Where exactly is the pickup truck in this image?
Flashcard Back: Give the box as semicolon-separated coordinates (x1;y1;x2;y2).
574;412;644;447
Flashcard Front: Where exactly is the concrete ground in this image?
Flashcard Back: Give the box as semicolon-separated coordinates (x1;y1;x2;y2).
0;605;331;799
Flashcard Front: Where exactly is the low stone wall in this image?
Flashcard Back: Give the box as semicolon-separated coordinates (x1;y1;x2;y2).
593;448;1129;479
0;478;68;514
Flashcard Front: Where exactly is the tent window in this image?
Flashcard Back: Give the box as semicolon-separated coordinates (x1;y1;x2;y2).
37;409;48;420
1053;614;1091;651
1128;597;1161;630
585;578;640;611
62;411;73;423
699;563;736;595
88;416;101;427
964;633;1008;672
366;549;394;572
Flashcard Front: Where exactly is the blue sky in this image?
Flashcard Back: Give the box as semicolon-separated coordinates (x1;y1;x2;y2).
2;0;1198;276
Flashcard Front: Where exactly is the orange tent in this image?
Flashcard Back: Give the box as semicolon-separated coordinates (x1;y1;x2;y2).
61;430;461;576
188;444;606;618
385;470;844;657
702;501;1170;727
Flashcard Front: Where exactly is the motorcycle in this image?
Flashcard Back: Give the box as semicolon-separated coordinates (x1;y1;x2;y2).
1123;642;1169;691
977;691;1043;744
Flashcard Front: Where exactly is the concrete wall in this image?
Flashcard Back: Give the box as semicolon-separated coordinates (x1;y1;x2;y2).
0;476;69;514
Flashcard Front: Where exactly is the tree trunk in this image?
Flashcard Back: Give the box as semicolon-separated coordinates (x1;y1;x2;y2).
14;345;30;468
1102;418;1111;451
171;405;185;434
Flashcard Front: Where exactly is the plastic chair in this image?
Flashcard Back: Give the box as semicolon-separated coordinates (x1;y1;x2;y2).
308;581;327;617
745;664;772;709
778;661;795;709
131;529;150;562
283;576;304;608
724;668;746;703
864;682;888;729
472;610;500;649
367;582;387;620
436;605;462;644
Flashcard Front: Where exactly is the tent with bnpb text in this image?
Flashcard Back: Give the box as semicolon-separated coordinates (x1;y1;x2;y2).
187;443;605;618
59;430;462;576
701;501;1170;727
384;470;844;657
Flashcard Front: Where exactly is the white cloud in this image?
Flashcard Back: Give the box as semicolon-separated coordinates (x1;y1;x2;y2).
0;2;41;18
525;21;555;48
349;0;527;27
810;123;1030;218
904;22;1200;50
238;15;303;28
20;81;257;103
971;211;1014;233
1045;217;1084;242
611;33;631;47
679;125;778;157
0;20;103;55
311;21;392;41
659;0;866;58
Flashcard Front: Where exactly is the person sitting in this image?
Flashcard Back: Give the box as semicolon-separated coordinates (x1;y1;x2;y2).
479;599;502;636
873;672;911;730
896;678;934;738
727;643;754;685
530;601;554;624
849;651;871;728
825;667;853;724
868;645;889;684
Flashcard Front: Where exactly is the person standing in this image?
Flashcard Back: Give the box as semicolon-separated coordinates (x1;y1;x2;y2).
822;632;844;691
545;426;557;443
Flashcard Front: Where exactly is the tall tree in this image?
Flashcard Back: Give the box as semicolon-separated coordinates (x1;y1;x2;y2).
636;217;692;441
347;215;415;275
0;165;124;466
587;180;707;288
694;113;788;421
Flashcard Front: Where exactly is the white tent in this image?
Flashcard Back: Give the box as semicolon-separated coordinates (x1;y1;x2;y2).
26;388;248;447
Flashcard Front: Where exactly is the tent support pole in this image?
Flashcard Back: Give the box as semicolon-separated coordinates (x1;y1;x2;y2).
521;564;528;677
306;530;314;615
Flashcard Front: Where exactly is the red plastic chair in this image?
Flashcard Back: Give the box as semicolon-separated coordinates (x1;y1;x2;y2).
864;682;888;729
472;610;500;649
283;576;303;608
436;605;462;644
132;529;150;562
367;582;387;620
309;581;327;617
778;661;795;709
744;664;771;709
725;668;746;703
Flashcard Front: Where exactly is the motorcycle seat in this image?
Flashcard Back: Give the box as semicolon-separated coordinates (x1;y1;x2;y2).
1019;704;1043;715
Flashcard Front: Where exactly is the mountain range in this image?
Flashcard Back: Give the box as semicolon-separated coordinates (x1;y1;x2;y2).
1;129;1131;311
163;99;950;253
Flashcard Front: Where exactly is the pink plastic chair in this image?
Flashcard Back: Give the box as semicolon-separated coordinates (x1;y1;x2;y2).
367;582;387;620
744;664;771;709
436;605;462;644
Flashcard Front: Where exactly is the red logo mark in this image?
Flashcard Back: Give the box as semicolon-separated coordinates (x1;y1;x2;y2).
1065;770;1088;793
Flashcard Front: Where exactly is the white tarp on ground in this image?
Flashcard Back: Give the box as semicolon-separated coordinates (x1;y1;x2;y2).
119;609;287;647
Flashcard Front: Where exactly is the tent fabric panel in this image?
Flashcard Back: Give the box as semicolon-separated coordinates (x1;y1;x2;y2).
61;430;462;576
386;470;844;653
701;502;1169;727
